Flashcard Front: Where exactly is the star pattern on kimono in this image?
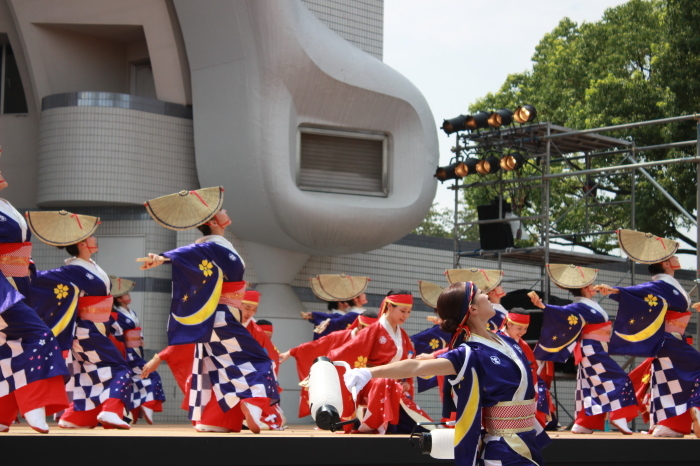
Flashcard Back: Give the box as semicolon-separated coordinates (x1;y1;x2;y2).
629;318;635;325
182;294;188;302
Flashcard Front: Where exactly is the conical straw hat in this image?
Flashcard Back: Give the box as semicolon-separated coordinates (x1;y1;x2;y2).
25;210;100;247
617;229;679;264
110;275;135;298
418;280;444;309
445;268;503;292
309;277;337;301
316;274;369;301
546;263;598;289
144;187;224;231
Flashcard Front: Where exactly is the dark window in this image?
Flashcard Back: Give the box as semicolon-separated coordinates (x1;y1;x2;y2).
1;43;28;114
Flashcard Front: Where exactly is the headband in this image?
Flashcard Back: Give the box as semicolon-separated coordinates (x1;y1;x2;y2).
242;290;260;305
379;294;413;315
450;282;477;349
506;313;530;326
257;324;273;334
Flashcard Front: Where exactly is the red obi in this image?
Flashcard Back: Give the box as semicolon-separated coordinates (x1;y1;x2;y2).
78;295;114;323
665;310;691;335
0;242;32;277
124;327;143;348
581;321;612;343
219;281;246;308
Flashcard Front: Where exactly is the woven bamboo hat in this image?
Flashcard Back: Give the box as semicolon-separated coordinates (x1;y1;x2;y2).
110;275;135;298
546;263;598;289
310;274;369;301
445;268;503;292
144;187;224;231
418;280;444;309
617;229;679;264
25;210;100;247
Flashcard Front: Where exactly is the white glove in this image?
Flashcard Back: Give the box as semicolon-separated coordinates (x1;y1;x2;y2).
344;368;372;394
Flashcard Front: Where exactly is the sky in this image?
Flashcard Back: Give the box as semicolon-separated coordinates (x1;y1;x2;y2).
382;0;698;270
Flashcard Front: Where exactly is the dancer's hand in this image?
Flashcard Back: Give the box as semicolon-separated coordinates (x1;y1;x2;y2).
279;351;291;364
426;315;443;325
137;253;167;270
300;311;312;320
692;302;700;312
528;291;545;309
594;284;618;296
141;353;161;378
344;368;372;393
415;352;435;360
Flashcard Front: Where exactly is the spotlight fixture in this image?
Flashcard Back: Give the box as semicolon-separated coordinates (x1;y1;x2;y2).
442;115;468;135
476;155;500;175
487;109;514;128
434;159;479;183
499;152;525;171
513;105;537;124
465;111;490;130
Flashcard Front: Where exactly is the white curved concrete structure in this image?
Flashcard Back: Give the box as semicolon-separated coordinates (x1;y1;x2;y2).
174;0;438;256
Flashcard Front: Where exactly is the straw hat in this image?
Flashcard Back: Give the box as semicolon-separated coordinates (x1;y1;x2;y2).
25;210;100;247
617;229;679;264
546;263;598;289
110;275;135;298
445;268;503;292
144;186;224;231
311;274;369;301
418;280;444;309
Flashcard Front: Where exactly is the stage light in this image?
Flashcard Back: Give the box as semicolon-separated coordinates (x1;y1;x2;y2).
476;156;500;175
513;105;537;124
434;159;479;182
465;111;490;130
500;152;525;171
487;109;514;128
442;115;468;134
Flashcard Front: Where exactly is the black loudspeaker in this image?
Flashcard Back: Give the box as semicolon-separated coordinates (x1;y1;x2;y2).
477;200;514;250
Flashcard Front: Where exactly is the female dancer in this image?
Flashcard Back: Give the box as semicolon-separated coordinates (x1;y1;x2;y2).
109;276;165;424
529;263;637;435
324;289;433;434
446;268;507;331
0;166;68;433
597;229;700;438
139;187;278;433
345;281;547;465
28;211;132;429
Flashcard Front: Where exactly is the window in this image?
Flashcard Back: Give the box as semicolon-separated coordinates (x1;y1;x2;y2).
0;40;28;114
297;126;388;197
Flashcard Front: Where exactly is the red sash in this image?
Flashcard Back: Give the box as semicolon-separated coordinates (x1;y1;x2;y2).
574;322;612;365
77;295;114;323
124;327;143;348
219;281;246;308
0;242;32;277
664;310;691;335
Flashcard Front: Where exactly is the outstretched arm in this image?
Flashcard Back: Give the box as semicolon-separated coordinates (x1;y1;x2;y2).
345;357;455;393
594;284;619;296
136;253;169;270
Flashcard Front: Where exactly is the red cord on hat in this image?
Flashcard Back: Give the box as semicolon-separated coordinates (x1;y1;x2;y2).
189;190;209;207
655;237;667;250
71;213;83;230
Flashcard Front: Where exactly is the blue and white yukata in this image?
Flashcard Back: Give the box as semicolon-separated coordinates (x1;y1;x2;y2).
609;275;700;431
534;298;637;426
440;333;549;466
161;235;278;424
0;199;68;426
486;303;507;332
32;258;132;416
111;305;165;416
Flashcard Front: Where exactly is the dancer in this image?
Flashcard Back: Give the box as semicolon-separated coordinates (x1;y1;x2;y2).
138;187;278;433
345;281;548;465
446;268;506;331
529;263;637;435
302;275;370;339
0;165;68;433
499;309;556;429
596;229;700;438
109;276;165;424
28;210;132;429
324;289;433;434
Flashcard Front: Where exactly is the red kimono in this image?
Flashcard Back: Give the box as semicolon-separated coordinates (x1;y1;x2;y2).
158;344;195;411
327;316;432;433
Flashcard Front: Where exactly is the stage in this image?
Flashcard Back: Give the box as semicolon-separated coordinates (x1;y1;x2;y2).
2;424;700;465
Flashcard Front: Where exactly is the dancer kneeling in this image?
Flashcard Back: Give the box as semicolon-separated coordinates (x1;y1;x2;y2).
345;282;548;465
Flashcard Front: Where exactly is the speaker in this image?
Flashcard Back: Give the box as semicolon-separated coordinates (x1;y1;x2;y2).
477;200;514;250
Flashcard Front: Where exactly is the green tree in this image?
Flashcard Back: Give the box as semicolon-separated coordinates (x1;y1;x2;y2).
455;0;699;254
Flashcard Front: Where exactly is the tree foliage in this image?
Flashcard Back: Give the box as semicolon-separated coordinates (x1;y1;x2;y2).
424;0;700;254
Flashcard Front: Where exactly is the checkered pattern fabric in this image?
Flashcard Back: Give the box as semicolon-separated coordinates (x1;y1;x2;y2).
650;356;688;423
70;322;132;411
575;341;637;416
188;309;278;421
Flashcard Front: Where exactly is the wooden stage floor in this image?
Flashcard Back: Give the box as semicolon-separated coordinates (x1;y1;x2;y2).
2;424;700;465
